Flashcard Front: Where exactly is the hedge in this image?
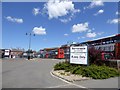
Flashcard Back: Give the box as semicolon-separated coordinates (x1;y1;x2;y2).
54;62;120;79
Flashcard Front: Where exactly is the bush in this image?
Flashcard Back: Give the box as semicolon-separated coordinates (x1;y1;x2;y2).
88;47;101;65
95;60;119;69
79;65;120;79
70;66;81;74
54;62;71;71
54;62;120;79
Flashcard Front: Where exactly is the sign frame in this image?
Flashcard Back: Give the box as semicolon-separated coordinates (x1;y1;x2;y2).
70;45;88;65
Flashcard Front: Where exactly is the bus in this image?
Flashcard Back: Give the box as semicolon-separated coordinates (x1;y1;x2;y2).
45;48;64;59
1;49;11;58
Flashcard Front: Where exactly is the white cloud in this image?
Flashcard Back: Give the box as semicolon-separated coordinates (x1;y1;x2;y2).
78;36;85;40
92;28;95;30
82;36;85;39
60;19;69;23
60;9;80;23
60;17;71;23
33;8;40;16
97;32;104;35
6;16;23;23
84;0;104;10
78;37;80;40
44;0;80;19
73;9;80;13
88;29;92;33
94;9;104;16
89;0;104;8
83;7;86;10
33;26;46;35
107;18;120;24
86;32;96;38
72;22;89;33
61;9;80;23
64;33;69;36
116;11;118;15
116;11;120;15
98;9;104;13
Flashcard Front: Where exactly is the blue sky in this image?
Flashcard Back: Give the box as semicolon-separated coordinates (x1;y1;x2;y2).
2;1;119;51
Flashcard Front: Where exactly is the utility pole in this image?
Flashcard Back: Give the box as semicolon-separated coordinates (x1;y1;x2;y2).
26;33;35;60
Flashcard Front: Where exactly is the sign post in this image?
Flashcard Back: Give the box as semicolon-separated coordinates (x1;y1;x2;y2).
70;46;88;65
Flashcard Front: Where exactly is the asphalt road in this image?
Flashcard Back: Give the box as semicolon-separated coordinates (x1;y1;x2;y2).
2;58;84;88
2;58;119;89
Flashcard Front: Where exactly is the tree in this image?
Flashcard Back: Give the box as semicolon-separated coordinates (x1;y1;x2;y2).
88;47;101;65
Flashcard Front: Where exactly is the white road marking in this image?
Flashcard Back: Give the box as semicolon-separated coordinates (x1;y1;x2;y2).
50;70;86;88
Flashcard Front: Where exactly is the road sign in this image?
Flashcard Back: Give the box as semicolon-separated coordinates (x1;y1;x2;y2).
70;46;88;65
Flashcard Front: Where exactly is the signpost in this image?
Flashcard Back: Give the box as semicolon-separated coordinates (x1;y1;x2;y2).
70;46;88;65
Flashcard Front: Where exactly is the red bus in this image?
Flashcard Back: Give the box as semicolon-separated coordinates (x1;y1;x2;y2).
57;48;64;59
45;48;64;59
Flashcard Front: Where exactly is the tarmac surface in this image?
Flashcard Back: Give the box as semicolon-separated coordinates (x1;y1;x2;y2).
2;58;120;89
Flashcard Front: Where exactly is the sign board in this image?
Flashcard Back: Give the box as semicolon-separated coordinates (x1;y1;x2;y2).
70;46;88;65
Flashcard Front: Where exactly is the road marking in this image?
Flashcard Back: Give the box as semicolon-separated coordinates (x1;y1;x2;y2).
50;70;86;88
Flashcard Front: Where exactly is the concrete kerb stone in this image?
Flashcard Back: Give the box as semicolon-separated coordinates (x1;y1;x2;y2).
51;69;91;82
51;70;73;82
50;69;87;88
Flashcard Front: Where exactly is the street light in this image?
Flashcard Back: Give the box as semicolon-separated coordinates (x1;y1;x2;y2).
26;33;35;60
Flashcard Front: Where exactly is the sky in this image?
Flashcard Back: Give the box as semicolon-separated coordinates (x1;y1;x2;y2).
2;0;119;51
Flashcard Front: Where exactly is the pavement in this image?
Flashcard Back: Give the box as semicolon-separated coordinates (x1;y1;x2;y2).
74;77;119;88
2;58;120;89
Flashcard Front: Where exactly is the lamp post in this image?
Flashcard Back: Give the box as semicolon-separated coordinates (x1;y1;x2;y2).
26;33;35;60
